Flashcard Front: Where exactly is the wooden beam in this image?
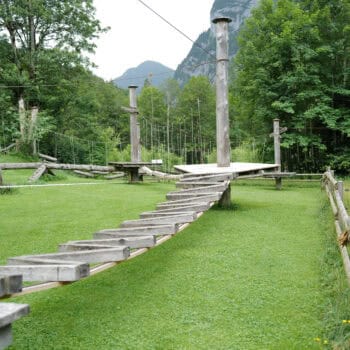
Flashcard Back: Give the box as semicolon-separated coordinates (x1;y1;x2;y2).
28;164;47;182
0;264;89;282
120;213;196;228
8;247;130;265
38;153;57;163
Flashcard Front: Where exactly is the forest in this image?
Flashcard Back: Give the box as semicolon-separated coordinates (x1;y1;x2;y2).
0;0;349;173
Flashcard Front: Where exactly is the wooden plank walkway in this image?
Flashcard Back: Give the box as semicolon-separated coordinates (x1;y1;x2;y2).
0;173;233;286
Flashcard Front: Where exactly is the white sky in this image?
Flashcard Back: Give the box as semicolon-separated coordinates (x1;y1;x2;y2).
91;0;215;80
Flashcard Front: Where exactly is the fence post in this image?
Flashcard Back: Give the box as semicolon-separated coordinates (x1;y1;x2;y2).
338;181;344;201
212;17;232;168
0;168;3;186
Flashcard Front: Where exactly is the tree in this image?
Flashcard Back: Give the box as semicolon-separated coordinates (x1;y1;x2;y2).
231;0;350;172
0;0;106;152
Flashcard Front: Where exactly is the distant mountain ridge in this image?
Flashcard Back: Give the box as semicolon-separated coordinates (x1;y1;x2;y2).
174;0;259;85
113;61;174;90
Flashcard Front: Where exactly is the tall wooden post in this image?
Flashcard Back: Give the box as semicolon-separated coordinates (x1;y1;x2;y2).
128;85;141;163
273;119;281;172
271;119;287;190
338;181;344;201
213;17;232;168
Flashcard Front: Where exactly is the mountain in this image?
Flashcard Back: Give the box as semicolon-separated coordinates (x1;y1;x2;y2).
113;61;174;90
174;0;259;85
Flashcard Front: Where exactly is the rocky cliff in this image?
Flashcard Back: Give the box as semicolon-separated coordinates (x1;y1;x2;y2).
174;0;259;85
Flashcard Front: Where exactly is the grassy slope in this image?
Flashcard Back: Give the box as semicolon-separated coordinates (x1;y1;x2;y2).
0;182;173;264
5;183;339;349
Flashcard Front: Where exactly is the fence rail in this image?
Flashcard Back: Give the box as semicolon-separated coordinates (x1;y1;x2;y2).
322;170;350;286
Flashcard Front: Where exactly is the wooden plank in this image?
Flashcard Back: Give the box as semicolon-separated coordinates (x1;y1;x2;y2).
153;203;211;213
168;183;228;195
181;173;234;182
38;153;57;162
0;143;16;154
175;163;278;175
120;213;196;228
8;247;130;265
334;189;350;231
140;211;197;219
262;172;296;178
326;184;338;217
176;181;225;189
0;163;43;170
91;171;109;175
94;225;177;239
28;164;47;182
166;192;222;201
60;236;156;250
0;303;30;328
73;170;95;178
157;194;220;206
0;163;114;172
0;265;89;282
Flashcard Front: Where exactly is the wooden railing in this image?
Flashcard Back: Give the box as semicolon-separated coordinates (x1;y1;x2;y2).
323;169;350;285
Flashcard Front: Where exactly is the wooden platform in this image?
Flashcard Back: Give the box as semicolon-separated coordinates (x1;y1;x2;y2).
174;162;279;175
109;162;155;183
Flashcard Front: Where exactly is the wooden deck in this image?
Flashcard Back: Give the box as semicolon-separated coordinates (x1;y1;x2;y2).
174;162;279;175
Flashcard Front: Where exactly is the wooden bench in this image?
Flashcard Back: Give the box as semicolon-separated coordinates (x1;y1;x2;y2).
0;302;29;349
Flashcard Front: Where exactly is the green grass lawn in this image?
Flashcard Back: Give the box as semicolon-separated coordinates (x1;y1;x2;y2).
0;182;174;264
1;179;348;349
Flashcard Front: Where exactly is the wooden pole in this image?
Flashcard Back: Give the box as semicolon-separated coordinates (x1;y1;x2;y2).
213;17;232;168
338;181;344;201
128;86;141;162
0;168;3;186
274;119;281;171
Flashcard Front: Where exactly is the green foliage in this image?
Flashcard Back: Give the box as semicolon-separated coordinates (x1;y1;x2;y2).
231;0;350;173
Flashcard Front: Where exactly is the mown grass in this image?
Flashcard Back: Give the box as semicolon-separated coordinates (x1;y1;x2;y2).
2;181;348;349
0;182;174;265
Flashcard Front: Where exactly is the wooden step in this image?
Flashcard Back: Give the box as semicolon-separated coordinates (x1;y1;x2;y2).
168;183;228;195
166;192;222;201
176;181;225;189
59;237;156;251
7;246;130;265
0;264;89;282
120;213;196;228
0;302;30;349
94;225;177;239
140;211;197;219
181;173;234;182
153;203;211;213
157;195;219;208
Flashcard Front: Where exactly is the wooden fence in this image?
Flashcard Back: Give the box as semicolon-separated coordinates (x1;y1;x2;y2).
323;170;350;285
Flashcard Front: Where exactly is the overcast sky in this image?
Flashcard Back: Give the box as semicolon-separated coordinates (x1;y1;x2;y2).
91;0;215;80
